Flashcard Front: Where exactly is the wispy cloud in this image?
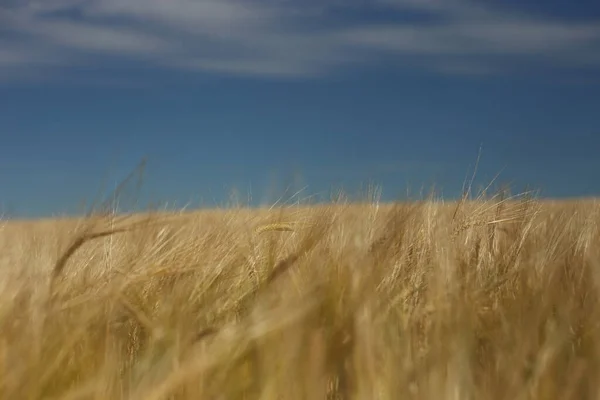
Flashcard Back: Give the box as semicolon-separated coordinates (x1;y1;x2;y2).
1;0;599;81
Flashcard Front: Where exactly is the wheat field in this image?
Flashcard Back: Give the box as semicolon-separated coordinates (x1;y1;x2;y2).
0;192;599;399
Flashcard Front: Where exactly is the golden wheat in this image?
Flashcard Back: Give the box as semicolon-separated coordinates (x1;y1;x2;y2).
0;197;598;399
255;223;296;234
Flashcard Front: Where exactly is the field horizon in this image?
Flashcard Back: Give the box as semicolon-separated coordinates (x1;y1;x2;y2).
1;190;599;399
5;194;600;223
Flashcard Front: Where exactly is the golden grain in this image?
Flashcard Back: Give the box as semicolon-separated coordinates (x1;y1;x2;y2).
0;197;598;399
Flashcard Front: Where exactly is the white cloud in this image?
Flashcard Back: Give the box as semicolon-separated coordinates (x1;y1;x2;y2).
337;21;600;56
375;0;491;17
1;0;599;81
30;22;169;54
0;47;39;67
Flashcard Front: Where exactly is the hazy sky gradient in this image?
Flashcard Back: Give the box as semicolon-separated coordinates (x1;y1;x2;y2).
1;0;599;217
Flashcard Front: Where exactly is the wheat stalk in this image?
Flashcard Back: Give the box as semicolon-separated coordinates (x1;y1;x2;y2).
255;223;295;234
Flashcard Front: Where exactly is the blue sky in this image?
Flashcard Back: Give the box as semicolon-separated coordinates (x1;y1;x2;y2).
1;0;599;217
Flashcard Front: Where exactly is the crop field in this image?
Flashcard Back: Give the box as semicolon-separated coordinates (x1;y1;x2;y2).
0;193;599;399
